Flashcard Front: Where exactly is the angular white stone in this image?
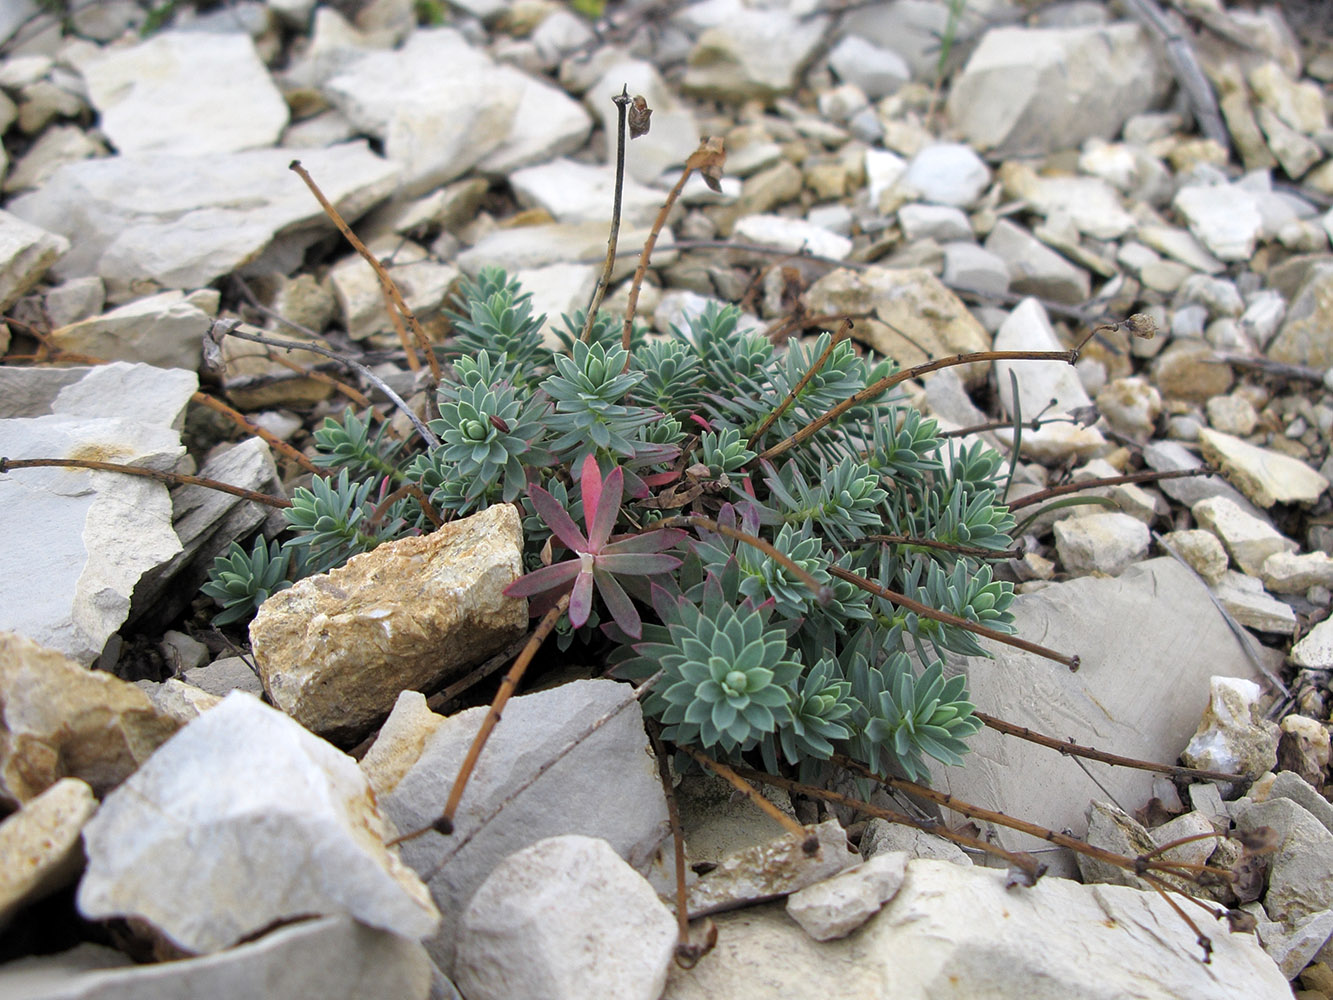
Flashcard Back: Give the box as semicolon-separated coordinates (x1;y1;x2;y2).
1054;512;1150;576
1192;496;1297;576
376;679;670;975
455;836;675;1000
786;852;907;941
1197;427;1328;507
827;36;909;100
683;10;828;102
77;692;440;954
733;214;852;260
663;860;1290;999
898;204;972;243
1158;529;1229;583
50;289;217;371
1291;616;1333;669
1261;550;1333;594
82;31;287;155
1173;184;1264;262
0;207;68;312
509;158;664;227
1181;676;1278;780
984;219;1090;303
1210;570;1297;635
899;143;990;208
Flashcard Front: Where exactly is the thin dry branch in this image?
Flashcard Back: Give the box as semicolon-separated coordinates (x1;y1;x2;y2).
0;457;292;508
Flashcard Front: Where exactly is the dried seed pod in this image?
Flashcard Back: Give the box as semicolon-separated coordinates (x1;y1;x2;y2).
628;95;652;138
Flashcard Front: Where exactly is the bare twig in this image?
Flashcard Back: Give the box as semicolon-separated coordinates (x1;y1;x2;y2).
190;390;321;475
0;457;292;508
288;160;442;384
582;86;635;345
1005;467;1215;511
747;319;851;451
676;744;818;854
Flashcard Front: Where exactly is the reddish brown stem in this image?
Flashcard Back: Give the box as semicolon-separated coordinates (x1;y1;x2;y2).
677;744;817;854
1005;468;1214;511
191;391;320;474
0;457;291;508
747;319;852;451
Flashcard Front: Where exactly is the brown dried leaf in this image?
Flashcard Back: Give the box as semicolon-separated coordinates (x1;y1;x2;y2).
688;136;727;193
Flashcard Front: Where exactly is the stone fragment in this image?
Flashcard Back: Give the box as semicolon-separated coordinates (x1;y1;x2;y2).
1235;796;1333;926
682;10;828;102
1117;241;1191;292
786;852;906;941
933;559;1271;875
1193;496;1296;576
1078;800;1173;892
514;262;598;349
1206;394;1259;436
1210;570;1297;635
0;363;195;664
1095;376;1161;438
327;239;457;341
0;632;181;805
734;160;803;218
251;503;526;740
1249;62;1328;135
1181;676;1279;782
78;692;439;954
1277;716;1330;791
1145;440;1264;516
219;323;336;409
457;222;672;282
0;207;68;313
0;915;434;1000
940;242;1009;296
686;818;859;918
803;266;989;387
860;819;971;865
827;36;908;100
1257;106;1323;178
1000;163;1135;240
510;157;663;227
1054;512;1150;576
663;860;1290;999
1159;529;1229;583
1262;551;1333;594
43;275;105;328
1268;262;1333;370
3;124;103;194
1150;340;1234;402
1260;908;1333;980
137;678;222;724
1268;770;1333;836
0;777;96;930
1292;617;1333;669
455;836;675;1000
732;214;851;261
7;142;399;301
899;143;990;208
1137;222;1226;274
1173;183;1264;261
984;219;1090;303
82;31;287;155
946;23;1169;158
50;290;217;371
1198;427;1327;507
376;679;670;974
897;204;972;243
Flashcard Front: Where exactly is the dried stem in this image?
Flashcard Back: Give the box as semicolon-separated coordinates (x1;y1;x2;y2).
856;534;1024;561
582;86;633;345
747;318;852;450
190;390;320;474
288;159;442;384
210;319;440;449
827;564;1080;670
429;594;569;837
0;457;292;508
753;350;1078;465
730;765;1046;879
974;712;1245;784
676;744;818;854
1004;467;1214;511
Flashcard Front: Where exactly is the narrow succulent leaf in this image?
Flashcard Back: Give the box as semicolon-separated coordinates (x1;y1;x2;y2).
528;482;591;552
568;569;595;628
504;560;582;597
594;566;642;638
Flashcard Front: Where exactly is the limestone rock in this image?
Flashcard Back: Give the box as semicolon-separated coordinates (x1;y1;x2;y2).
1095;376;1161;438
1144;439;1264;515
984;219;1090;303
898;143;990;208
827;36;909;100
50;290;218;371
509;158;663;227
1261;551;1333;593
686;818;858;918
934;559;1271;875
77;692;439;954
0;916;434;1000
663;861;1289;999
1181;676;1279;781
804;266;989;387
898;204;972;244
375;679;670;974
1277;717;1330;790
1235;796;1333;926
1001;164;1135;240
1210;571;1297;634
1291;616;1333;669
251;503;526;740
1173;183;1264;262
860;819;972;866
1268;261;1333;370
0;207;67;312
219;323;337;409
0;777;96;930
1197;427;1327;507
7;142;399;301
0;632;181;805
683;10;828;102
946;23;1170;158
1193;496;1296;575
457;221;673;283
1054;512;1150;576
454;836;675;1000
732;214;852;261
1078;800;1170;891
786;852;907;942
1159;529;1229;583
82;30;287;155
0;363;195;664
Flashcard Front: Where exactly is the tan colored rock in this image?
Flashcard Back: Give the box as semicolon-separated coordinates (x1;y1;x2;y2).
1249;62;1328;135
1268;261;1333;370
1198;427;1328;507
0;777;96;930
1220;88;1278;173
1150;340;1234;402
359;690;446;799
1261;550;1333;594
251;503;527;740
1159;529;1229;584
1192;496;1296;576
51;289;218;371
0;632;182;805
221;321;335;409
804;266;990;386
